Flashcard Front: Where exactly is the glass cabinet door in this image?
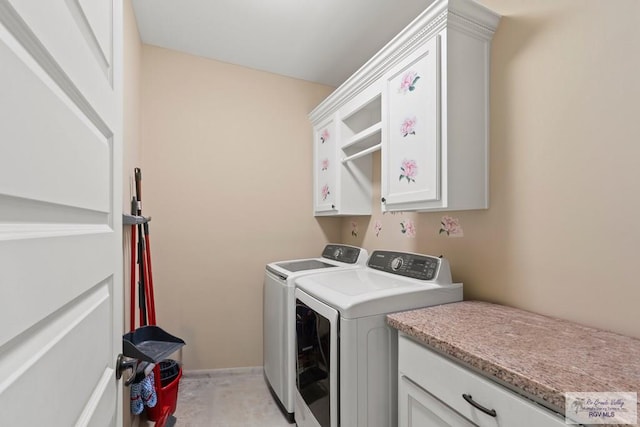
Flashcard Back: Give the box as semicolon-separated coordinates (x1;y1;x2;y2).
295;290;339;427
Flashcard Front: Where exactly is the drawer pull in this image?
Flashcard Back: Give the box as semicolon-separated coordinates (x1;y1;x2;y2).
462;393;497;417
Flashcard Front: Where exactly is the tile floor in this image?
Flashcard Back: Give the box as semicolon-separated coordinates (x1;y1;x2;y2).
171;367;293;426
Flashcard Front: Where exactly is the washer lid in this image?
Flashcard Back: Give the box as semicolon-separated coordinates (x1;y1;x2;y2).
267;257;363;281
266;245;368;279
276;259;337;272
267;258;340;280
295;268;462;319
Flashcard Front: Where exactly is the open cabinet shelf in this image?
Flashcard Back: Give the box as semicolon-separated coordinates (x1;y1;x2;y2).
342;142;381;163
341;121;382;161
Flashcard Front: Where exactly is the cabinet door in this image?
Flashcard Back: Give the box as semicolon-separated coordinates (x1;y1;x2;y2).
400;375;476;427
314;118;338;213
382;36;440;209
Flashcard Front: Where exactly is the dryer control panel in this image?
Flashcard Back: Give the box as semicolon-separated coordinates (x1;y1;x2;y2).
367;251;451;283
321;244;363;264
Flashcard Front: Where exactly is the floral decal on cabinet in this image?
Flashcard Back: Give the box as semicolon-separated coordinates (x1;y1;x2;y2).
320;129;330;143
321;184;330;201
351;221;358;237
400;219;416;238
439;216;464;237
401;117;417;137
399;71;420;93
399;159;418;183
321;158;329;171
373;220;383;237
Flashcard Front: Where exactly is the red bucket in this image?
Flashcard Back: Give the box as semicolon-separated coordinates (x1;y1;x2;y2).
146;364;182;422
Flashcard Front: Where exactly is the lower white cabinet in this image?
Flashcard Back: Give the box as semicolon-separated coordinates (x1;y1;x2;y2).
398;334;569;427
400;374;476;427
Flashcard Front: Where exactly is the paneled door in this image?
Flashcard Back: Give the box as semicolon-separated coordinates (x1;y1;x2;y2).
313;117;338;214
0;0;123;425
382;35;441;209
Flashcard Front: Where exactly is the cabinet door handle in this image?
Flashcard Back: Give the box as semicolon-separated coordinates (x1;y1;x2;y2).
462;394;497;417
331;204;336;209
381;197;386;203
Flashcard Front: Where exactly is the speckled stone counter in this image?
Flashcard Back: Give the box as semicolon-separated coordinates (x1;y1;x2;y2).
387;301;640;424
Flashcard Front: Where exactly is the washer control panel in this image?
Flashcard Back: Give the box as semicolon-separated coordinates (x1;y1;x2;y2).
367;251;445;281
322;244;362;264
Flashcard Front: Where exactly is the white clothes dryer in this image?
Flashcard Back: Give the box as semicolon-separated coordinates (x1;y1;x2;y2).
293;250;463;427
263;244;368;423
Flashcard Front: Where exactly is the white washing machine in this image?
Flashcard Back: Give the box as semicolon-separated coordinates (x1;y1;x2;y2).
293;250;463;427
263;244;368;423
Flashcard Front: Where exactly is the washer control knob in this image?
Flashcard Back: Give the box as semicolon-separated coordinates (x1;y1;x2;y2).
334;248;343;258
391;257;404;271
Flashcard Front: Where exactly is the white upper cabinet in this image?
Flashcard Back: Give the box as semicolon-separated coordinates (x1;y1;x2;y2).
313;117;339;214
312;85;379;216
310;0;500;215
383;36;441;209
381;1;500;212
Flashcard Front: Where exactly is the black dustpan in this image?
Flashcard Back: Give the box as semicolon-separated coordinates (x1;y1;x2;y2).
123;325;185;363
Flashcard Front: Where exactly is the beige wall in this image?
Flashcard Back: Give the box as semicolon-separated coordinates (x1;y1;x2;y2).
342;0;640;339
134;0;640;374
123;0;141;344
139;45;340;370
123;0;142;208
123;0;142;424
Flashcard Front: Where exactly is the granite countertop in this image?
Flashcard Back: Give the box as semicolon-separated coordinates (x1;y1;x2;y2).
387;301;640;425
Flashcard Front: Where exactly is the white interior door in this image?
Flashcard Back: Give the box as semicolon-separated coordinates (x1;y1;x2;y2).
0;0;123;425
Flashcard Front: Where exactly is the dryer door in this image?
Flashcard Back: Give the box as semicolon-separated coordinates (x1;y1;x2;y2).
295;288;339;427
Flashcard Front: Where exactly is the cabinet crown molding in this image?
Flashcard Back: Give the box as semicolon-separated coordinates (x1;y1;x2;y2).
309;0;500;125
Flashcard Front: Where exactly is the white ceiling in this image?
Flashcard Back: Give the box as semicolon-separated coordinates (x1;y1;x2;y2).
131;0;435;87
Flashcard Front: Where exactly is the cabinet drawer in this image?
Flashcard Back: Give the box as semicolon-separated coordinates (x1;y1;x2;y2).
399;335;567;427
400;374;476;427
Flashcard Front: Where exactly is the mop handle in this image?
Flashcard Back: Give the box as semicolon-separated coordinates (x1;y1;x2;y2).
134;167;142;215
